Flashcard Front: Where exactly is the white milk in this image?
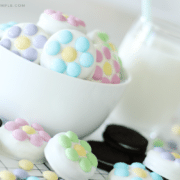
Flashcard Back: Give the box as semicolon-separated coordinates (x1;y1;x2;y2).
110;19;180;137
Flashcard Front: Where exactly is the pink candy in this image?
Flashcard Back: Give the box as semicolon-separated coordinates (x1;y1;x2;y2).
113;60;120;73
30;134;44;147
111;74;120;84
44;9;56;15
102;46;111;60
12;129;28;141
39;131;51;142
102;77;111;84
96;50;103;62
93;66;103;81
67;16;79;27
51;13;67;22
31;123;44;131
5;121;19;131
15;118;29;126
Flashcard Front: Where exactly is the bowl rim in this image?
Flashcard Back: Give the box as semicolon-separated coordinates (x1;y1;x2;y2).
0;45;131;87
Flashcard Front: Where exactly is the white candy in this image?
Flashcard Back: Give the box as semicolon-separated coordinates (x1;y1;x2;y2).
40;29;96;79
0;23;49;64
44;132;97;180
143;148;180;180
107;162;163;180
37;9;87;35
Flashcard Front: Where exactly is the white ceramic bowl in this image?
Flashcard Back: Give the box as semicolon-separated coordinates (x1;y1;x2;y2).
0;46;130;138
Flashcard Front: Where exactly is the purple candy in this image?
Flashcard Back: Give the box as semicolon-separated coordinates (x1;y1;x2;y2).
33;35;47;48
0;38;11;49
8;26;21;38
154;147;166;153
175;159;180;164
24;24;38;36
12;50;21;56
22;48;38;62
13;168;29;179
161;152;175;161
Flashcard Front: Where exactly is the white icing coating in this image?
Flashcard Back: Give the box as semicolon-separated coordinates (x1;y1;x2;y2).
1;23;49;64
0;126;47;164
40;29;96;79
107;167;155;180
143;149;180;180
44;132;96;180
37;12;87;35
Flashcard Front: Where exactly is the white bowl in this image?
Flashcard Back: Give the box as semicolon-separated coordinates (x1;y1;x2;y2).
0;46;131;138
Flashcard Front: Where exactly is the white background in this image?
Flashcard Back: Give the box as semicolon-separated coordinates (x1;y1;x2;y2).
0;0;179;47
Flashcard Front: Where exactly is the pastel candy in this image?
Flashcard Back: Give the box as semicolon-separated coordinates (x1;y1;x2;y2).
19;159;34;171
13;168;29;179
0;170;16;180
114;168;129;177
31;122;44;131
39;131;51;142
4;121;19;131
114;162;129;169
15;118;29;126
153;147;166;153
161;152;175;161
30;134;44;147
12;129;29;141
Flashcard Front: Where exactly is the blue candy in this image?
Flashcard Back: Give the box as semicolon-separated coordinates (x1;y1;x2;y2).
114;168;129;177
150;172;163;180
114;162;129;169
75;37;90;52
27;177;40;180
46;41;60;55
67;62;81;77
50;58;67;73
79;52;94;68
131;162;146;170
131;177;143;180
58;30;73;44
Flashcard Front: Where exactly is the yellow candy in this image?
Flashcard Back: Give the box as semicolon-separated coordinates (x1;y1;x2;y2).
109;43;116;52
172;153;180;159
19;159;34;171
103;62;112;76
14;36;31;50
43;171;58;180
172;125;180;135
22;125;36;134
0;170;16;180
74;144;86;157
133;168;147;178
61;47;77;62
63;14;69;19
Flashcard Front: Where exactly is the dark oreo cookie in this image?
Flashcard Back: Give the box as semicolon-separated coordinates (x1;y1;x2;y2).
103;125;148;154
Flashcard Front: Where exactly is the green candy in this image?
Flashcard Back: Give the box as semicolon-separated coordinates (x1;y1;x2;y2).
98;32;109;42
103;42;111;50
118;57;123;67
86;153;98;167
58;134;72;148
153;139;164;147
80;140;91;152
65;148;79;161
79;158;92;172
66;131;79;143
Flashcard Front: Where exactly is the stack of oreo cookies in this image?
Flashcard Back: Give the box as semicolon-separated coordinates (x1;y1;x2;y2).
88;125;148;172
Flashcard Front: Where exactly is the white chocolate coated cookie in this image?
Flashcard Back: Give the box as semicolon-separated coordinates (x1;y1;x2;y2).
89;43;121;84
0;119;51;164
107;162;163;180
37;9;87;35
0;23;49;64
40;29;96;79
44;131;98;180
143;147;180;180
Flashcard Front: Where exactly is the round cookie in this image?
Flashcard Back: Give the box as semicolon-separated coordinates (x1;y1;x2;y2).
44;131;98;180
37;9;87;35
103;125;148;154
0;118;51;163
40;29;96;79
0;23;49;64
107;162;163;180
89;44;121;84
143;147;180;180
0;21;17;39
